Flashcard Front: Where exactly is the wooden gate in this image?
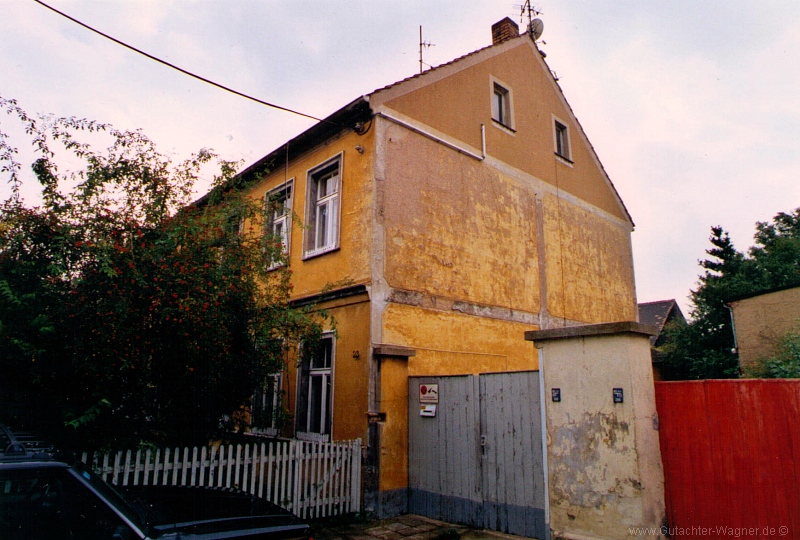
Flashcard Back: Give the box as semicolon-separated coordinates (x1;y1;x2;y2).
408;372;548;539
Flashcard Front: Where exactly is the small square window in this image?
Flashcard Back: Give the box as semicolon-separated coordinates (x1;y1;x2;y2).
554;120;571;161
492;82;512;128
304;156;341;258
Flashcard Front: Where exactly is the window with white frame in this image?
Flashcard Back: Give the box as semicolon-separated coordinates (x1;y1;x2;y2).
265;181;293;266
304;157;341;257
251;373;282;436
491;80;513;130
554;119;571;161
296;334;334;441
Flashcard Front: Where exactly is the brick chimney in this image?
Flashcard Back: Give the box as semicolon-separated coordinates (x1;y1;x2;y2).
491;17;520;45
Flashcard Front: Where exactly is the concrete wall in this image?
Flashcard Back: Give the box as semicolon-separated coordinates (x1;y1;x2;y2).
526;323;666;540
729;286;800;372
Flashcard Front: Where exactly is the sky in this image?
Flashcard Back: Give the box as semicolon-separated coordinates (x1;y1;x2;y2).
2;0;800;317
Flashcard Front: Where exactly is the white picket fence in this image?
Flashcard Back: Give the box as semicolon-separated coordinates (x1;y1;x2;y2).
81;438;362;519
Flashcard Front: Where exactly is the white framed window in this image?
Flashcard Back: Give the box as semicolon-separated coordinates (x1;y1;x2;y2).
296;334;334;441
265;180;293;267
490;77;514;131
251;373;282;437
304;156;341;258
554;118;572;162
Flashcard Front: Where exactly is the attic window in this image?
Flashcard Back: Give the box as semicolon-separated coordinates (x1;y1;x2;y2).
554;119;572;162
491;80;514;130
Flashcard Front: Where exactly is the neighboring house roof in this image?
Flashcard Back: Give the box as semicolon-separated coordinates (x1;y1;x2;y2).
205;27;632;225
638;300;686;350
725;282;800;304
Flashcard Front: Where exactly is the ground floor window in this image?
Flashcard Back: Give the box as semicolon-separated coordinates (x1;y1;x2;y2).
296;334;334;441
251;373;282;436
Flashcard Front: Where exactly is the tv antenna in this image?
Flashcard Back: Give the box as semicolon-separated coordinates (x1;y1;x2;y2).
518;0;545;41
419;26;435;74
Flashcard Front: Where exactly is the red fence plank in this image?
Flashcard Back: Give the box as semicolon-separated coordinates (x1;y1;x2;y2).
655;380;800;539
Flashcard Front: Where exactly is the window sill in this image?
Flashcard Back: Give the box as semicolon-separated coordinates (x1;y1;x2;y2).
267;258;289;271
555;153;573;166
302;245;340;261
296;431;330;443
492;119;516;135
247;427;278;438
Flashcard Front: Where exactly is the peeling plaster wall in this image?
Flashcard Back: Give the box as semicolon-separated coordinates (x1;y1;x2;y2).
543;195;637;324
538;332;665;539
380;123;540;313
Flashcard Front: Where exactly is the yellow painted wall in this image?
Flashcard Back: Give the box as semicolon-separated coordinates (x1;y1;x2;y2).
278;295;372;443
243;129;375;444
380;126;540;313
543;194;637;323
377;357;409;493
375;39;627;222
246;129;375;300
327;297;372;442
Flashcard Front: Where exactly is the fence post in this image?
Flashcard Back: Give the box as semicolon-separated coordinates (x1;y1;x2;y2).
259;442;268;500
289;440;299;515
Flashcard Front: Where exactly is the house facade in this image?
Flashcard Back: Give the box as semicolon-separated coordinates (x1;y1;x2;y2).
728;285;800;373
235;18;638;515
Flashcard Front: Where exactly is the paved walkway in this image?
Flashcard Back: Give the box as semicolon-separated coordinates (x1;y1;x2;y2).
315;514;534;540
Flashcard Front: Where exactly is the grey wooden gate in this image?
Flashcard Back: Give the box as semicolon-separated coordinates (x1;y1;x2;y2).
408;371;548;539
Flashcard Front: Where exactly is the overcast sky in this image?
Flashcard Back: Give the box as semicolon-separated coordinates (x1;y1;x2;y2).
2;0;799;317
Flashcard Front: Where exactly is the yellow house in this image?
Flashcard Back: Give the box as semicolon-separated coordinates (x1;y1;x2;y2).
233;17;637;516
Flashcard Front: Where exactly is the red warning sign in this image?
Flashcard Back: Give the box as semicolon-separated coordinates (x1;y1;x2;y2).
419;383;439;404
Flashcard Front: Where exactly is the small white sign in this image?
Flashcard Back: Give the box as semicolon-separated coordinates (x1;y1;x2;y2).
420;404;437;417
419;383;439;404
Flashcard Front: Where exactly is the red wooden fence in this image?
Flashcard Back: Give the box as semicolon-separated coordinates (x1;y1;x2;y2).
655;380;800;539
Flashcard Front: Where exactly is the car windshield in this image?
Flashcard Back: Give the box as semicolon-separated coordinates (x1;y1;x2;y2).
70;460;149;530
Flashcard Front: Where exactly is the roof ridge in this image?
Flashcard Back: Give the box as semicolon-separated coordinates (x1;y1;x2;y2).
368;34;526;98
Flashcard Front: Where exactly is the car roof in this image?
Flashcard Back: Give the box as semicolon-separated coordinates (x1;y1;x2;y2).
0;423;57;463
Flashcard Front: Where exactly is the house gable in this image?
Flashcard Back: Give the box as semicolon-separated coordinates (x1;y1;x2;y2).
369;35;631;225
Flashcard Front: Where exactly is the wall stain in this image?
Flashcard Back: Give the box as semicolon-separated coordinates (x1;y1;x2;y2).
550;411;638;509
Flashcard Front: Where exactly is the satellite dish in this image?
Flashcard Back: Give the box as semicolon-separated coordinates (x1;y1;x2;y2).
530;18;544;41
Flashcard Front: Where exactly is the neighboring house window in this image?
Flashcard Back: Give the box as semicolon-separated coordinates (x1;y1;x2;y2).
491;79;513;130
251;373;282;437
304;156;341;258
265;181;293;266
554;119;572;161
296;334;334;441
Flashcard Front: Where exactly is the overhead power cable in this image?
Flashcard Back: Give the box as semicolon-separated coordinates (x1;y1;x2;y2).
34;0;344;127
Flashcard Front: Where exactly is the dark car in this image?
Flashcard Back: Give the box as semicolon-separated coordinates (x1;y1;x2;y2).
0;426;312;539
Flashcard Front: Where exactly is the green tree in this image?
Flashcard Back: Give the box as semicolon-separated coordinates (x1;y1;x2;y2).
0;97;322;448
745;328;800;378
661;209;800;379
